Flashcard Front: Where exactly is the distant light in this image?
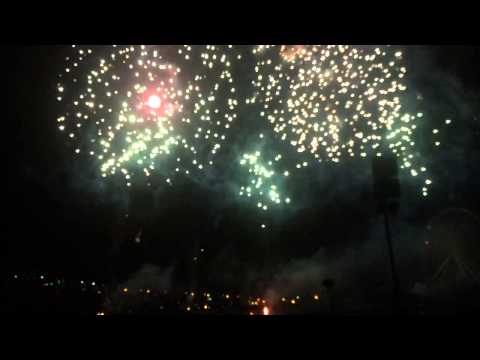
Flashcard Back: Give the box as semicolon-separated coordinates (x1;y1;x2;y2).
123;288;128;293
314;294;320;301
263;306;270;316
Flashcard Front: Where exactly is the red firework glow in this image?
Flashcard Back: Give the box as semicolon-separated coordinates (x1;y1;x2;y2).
137;89;179;120
135;64;182;121
147;95;162;109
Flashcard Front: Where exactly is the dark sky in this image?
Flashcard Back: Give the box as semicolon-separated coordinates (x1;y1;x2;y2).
4;45;480;292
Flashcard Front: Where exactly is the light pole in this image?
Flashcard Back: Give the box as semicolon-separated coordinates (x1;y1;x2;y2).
382;202;400;314
372;154;401;315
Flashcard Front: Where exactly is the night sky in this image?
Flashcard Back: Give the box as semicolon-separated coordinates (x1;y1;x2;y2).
4;45;480;308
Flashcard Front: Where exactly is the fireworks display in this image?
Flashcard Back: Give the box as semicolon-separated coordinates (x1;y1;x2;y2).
57;45;241;187
8;45;479;317
250;45;440;197
57;45;450;211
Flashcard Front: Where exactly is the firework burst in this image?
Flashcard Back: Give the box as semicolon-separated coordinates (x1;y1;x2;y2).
57;45;242;187
238;149;292;212
250;45;438;196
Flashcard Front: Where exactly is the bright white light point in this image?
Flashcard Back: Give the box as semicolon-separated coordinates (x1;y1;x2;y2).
147;95;162;109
